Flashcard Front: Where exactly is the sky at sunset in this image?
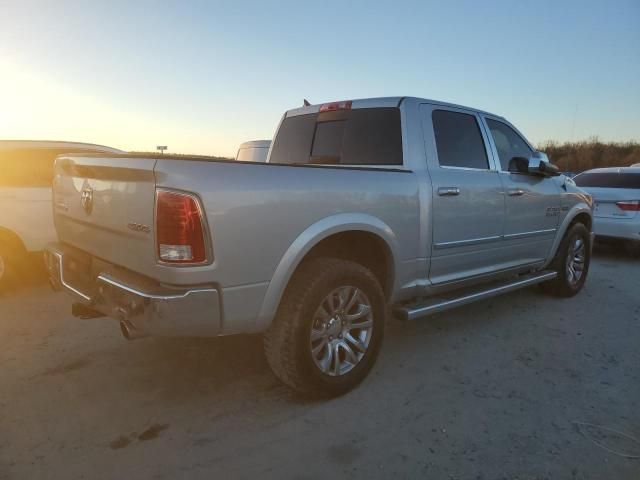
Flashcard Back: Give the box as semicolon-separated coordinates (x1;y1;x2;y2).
1;0;638;157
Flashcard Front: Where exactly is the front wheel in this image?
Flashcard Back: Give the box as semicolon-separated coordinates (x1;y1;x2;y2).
541;222;591;297
264;257;386;396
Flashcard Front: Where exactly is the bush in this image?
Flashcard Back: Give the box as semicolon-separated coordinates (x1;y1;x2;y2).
538;138;640;173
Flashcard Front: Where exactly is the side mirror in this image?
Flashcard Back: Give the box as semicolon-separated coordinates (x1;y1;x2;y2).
508;156;530;174
509;153;560;177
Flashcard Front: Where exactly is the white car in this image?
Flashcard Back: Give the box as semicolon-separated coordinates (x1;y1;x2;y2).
0;140;123;288
235;140;271;162
574;167;640;254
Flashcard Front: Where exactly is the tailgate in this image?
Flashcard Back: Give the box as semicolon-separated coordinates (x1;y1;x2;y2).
53;155;158;277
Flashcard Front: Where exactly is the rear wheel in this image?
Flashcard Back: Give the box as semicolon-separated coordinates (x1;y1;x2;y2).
541;223;591;297
264;257;386;396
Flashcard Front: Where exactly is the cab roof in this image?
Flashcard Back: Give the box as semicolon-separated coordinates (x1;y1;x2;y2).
285;96;504;119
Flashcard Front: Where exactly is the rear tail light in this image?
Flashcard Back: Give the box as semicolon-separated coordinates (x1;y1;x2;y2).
615;200;640;211
155;190;207;263
319;100;352;112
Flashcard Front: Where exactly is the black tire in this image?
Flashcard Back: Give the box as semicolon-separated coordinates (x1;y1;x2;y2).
541;222;591;297
264;257;386;397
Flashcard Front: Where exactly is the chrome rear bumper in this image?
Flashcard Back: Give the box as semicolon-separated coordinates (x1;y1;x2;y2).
45;243;221;337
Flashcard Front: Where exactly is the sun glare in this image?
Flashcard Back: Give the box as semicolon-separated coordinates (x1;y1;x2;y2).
0;57;236;156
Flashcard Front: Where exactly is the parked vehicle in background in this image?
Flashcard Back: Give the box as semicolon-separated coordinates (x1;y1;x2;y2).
235;140;271;162
0;141;123;289
45;97;593;396
574;167;640;255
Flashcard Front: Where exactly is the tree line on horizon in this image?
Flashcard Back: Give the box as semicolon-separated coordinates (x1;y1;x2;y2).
538;138;640;173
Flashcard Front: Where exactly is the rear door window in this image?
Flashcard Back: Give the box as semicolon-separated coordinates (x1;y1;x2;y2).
574;172;640;189
432;110;489;169
485;119;533;171
269;107;403;166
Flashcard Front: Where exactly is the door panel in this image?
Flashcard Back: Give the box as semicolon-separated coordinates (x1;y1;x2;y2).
421;104;507;284
499;172;561;262
482;116;561;264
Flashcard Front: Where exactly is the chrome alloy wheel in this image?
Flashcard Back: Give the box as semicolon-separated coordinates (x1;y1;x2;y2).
310;286;374;377
566;236;586;286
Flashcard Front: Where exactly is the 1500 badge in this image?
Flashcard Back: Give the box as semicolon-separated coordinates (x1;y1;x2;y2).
127;222;151;233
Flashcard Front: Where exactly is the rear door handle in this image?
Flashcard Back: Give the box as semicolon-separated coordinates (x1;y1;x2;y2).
508;188;526;196
438;187;460;196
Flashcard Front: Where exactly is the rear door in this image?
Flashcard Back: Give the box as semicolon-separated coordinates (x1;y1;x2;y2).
482;116;561;265
421;104;506;284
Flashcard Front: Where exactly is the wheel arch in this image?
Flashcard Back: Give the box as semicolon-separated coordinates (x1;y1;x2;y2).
544;205;593;269
254;213;399;332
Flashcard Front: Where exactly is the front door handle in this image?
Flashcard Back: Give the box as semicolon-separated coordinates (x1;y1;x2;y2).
438;187;460;196
508;188;526;196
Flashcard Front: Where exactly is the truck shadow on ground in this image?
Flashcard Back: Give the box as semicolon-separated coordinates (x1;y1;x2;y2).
82;286;533;411
27;242;635;413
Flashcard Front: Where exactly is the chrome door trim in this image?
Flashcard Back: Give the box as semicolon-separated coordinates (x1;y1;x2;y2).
434;228;557;249
434;235;502;250
503;228;557;240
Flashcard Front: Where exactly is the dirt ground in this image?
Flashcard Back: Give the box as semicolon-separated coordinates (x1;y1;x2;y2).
1;246;639;480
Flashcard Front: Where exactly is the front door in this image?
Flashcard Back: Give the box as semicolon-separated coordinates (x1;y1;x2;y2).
421;104;506;285
481;116;561;265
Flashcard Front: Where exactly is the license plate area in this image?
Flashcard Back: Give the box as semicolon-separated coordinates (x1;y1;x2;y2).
62;251;94;292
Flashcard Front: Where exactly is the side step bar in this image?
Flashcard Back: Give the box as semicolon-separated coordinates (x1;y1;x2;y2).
395;270;557;321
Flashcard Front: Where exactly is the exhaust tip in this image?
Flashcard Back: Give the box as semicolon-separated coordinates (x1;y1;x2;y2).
119;320;147;341
119;320;132;340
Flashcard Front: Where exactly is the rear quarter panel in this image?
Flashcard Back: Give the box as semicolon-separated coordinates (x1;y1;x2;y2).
154;160;422;332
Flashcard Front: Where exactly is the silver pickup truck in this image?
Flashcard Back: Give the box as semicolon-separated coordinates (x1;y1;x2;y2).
46;97;594;396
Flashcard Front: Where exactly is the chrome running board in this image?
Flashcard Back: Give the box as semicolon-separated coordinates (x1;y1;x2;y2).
395;270;557;321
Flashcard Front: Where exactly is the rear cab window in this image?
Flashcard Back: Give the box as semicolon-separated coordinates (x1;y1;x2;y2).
574;172;640;189
269;107;403;166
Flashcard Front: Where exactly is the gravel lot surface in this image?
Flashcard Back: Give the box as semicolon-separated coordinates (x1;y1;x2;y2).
1;247;639;479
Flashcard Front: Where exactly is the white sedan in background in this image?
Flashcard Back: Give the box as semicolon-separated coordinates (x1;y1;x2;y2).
0;140;123;289
574;166;640;255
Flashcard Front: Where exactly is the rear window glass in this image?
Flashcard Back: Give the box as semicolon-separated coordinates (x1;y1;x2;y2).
269;107;403;166
574;172;640;189
432;110;489;169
